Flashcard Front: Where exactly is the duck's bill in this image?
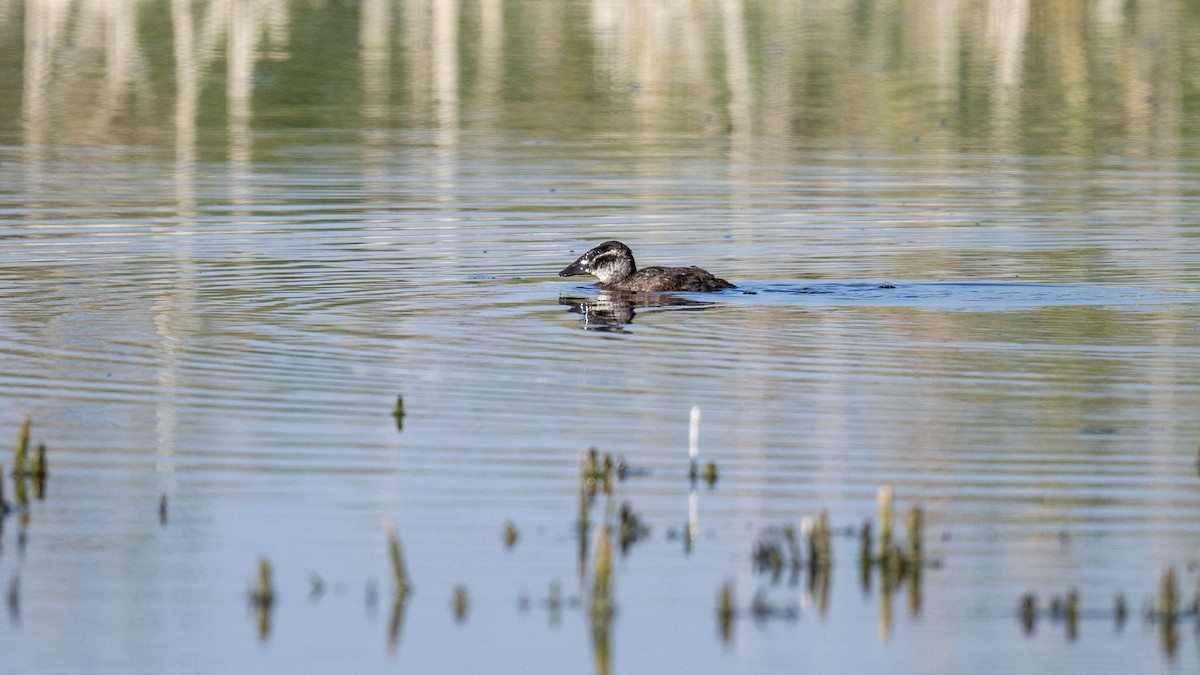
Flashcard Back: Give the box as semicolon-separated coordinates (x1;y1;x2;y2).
559;258;589;277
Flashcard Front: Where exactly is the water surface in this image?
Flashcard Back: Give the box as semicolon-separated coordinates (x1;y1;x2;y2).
3;1;1200;674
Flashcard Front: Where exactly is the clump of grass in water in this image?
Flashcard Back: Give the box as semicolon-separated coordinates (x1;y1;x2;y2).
582;447;613;496
751;524;802;584
618;502;648;553
806;513;832;613
1018;576;1161;644
10;417;48;504
848;485;934;640
857;486;928;593
807;510;832;571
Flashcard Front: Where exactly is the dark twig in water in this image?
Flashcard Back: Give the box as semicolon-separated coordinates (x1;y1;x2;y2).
392;396;405;431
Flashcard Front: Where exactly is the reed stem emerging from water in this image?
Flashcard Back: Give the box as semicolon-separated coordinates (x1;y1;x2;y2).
250;558;274;608
13;416;31;477
688;406;700;480
1158;566;1178;619
877;485;893;562
717;581;735;643
386;522;412;597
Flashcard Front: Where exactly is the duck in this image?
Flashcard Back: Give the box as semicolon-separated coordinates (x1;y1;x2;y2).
559;241;735;292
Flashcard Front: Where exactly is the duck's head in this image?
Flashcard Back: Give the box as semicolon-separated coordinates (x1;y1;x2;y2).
559;240;636;284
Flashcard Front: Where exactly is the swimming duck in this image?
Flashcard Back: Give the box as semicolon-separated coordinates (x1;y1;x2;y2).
559;241;735;292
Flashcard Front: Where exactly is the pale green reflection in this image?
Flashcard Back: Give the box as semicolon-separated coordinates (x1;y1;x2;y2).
3;0;1196;156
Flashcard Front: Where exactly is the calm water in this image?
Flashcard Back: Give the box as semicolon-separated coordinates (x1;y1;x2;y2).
3;1;1200;673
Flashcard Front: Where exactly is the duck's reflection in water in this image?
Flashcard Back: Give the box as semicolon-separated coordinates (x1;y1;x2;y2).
559;291;715;332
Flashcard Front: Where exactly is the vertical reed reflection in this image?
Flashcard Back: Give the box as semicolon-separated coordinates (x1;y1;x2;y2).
360;0;392;199
361;0;391;125
6;0;1197;158
227;0;254;209
478;0;503;107
984;0;1029;149
20;1;62;191
172;0;198;219
432;0;459;197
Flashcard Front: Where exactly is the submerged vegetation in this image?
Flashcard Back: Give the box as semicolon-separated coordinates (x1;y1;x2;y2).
3;408;1199;666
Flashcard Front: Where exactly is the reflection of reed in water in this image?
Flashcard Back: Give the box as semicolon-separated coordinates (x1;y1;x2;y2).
739;486;930;644
584;525;615;675
7;0;1193;164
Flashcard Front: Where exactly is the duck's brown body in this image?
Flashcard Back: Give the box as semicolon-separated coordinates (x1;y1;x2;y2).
559;241;735;292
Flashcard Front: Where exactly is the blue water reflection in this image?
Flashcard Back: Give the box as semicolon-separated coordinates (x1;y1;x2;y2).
2;0;1200;673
